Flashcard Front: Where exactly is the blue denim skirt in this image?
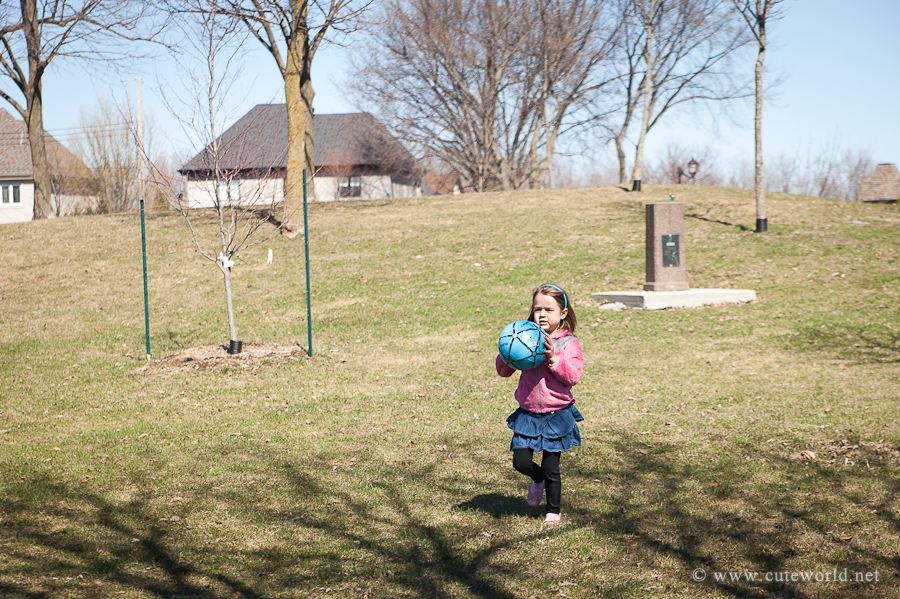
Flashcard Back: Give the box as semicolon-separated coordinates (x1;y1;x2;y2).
507;404;584;453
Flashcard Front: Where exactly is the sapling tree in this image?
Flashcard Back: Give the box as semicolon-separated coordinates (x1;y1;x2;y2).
731;0;785;231
168;0;375;234
145;1;290;352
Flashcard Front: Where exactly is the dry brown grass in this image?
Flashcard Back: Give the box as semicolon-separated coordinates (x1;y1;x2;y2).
0;184;898;598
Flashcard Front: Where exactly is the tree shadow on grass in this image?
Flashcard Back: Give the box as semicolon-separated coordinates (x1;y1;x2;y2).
565;430;900;598
2;430;898;598
685;209;752;231
0;440;556;599
0;479;265;599
790;320;900;364
455;493;537;520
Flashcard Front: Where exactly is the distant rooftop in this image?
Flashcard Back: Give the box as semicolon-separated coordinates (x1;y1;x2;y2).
180;106;416;174
0;109;85;180
858;163;900;203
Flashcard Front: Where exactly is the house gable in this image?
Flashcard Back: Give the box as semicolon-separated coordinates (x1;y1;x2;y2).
0;109;93;223
179;106;420;203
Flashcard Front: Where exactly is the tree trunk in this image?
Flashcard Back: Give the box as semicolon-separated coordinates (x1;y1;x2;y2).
21;0;52;219
544;107;567;190
221;263;238;343
754;20;766;230
545;99;554;189
630;0;658;190
26;89;53;218
527;110;544;189
283;0;315;234
615;128;629;186
631;32;654;189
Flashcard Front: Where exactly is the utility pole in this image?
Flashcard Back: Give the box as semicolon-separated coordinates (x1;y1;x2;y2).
137;75;145;204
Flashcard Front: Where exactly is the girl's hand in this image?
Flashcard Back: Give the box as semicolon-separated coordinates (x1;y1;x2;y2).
542;337;557;366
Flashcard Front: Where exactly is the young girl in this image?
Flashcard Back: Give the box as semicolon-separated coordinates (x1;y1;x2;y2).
496;283;584;524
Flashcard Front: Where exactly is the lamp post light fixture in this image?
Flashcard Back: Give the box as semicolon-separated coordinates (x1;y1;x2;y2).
687;158;699;184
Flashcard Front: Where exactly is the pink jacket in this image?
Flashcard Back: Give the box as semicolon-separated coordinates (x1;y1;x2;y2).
496;329;583;413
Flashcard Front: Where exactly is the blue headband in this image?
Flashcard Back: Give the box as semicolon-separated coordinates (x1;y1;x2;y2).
538;284;567;309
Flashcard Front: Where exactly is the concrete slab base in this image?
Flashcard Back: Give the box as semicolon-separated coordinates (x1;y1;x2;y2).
592;288;757;310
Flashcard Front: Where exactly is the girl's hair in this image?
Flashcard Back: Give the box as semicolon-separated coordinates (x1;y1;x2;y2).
527;284;577;334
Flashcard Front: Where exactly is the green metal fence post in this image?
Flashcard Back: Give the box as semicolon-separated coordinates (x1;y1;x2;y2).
303;170;312;357
140;199;151;361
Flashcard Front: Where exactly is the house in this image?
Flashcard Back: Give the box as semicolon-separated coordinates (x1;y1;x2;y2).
178;105;421;207
0;109;94;224
857;163;900;203
422;172;462;195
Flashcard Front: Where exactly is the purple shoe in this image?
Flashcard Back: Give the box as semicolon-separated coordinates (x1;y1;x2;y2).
527;481;545;506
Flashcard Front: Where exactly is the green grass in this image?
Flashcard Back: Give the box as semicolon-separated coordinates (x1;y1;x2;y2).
1;184;899;598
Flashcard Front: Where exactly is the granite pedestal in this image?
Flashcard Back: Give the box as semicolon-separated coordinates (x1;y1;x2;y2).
592;288;757;310
644;202;689;291
592;200;756;309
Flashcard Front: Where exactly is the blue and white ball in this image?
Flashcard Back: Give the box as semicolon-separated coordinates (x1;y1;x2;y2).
498;320;546;370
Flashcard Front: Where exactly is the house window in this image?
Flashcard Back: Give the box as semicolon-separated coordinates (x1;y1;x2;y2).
2;185;19;204
218;181;240;203
339;176;361;197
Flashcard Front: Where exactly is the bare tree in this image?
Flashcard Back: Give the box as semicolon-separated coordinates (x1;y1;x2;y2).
627;0;660;190
604;0;749;189
726;156;754;190
839;150;874;202
180;0;375;234
148;1;290;352
69;97;162;213
46;135;96;215
0;1;161;219
643;142;723;185
731;0;785;231
528;1;622;189
354;0;620;193
768;142;873;202
553;155;621;188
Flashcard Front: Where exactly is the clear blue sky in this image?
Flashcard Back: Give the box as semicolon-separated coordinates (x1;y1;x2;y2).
29;0;900;173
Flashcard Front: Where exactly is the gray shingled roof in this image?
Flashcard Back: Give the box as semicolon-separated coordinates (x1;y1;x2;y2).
858;163;900;203
0;109;41;178
180;105;416;174
0;108;85;180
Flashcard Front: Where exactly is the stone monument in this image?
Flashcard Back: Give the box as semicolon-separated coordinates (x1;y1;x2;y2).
644;202;689;291
592;197;756;310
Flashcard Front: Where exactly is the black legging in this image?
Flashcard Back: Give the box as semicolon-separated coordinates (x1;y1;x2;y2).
512;448;561;515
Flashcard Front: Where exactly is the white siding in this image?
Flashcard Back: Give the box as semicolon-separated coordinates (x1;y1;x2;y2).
55;194;99;216
311;176;339;202
312;175;421;202
184;178;285;209
0;181;34;224
184;174;421;206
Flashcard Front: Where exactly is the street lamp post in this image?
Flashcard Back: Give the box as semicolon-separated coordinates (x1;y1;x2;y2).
687;158;699;184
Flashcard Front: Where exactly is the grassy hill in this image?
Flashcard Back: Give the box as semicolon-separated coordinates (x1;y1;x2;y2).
1;184;898;598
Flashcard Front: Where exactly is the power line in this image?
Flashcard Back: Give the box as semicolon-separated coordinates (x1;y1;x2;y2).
0;126;132;140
